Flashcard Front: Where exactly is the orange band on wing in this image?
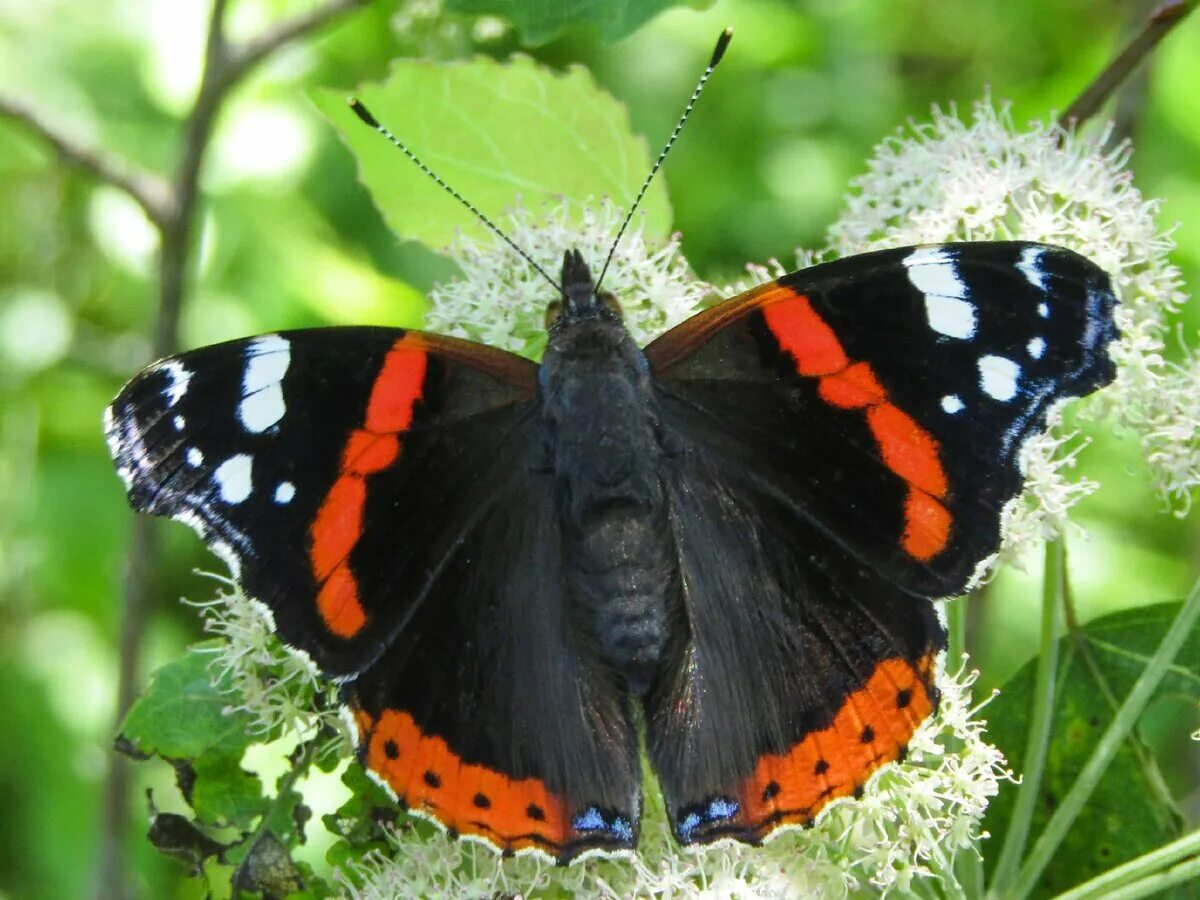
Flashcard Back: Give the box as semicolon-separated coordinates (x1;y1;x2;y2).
761;291;848;375
359;707;570;856
736;654;936;839
760;288;952;562
308;340;428;639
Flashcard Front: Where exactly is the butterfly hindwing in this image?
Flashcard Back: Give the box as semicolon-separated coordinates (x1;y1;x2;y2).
647;242;1118;597
644;241;1117;843
345;467;642;860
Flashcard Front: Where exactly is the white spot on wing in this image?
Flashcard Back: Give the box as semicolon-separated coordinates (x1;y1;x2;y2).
903;246;977;339
243;335;291;393
1027;336;1046;359
214;453;253;503
924;294;977;340
1017;246;1049;290
274;481;295;504
941;394;965;414
1037;302;1050;319
239;335;291;433
156;360;192;407
978;355;1021;402
173;415;185;431
186;447;203;467
239;384;286;433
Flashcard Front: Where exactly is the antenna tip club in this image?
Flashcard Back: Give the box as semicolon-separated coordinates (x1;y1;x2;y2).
711;27;733;67
348;97;380;129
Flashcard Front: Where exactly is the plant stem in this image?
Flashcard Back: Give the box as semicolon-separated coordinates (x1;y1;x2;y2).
1008;577;1200;899
1059;0;1196;128
1110;854;1200;900
987;539;1064;898
947;595;969;661
1050;827;1200;899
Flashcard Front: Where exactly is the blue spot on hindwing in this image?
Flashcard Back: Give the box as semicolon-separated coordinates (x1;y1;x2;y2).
678;812;702;841
571;805;635;843
707;797;740;820
676;796;741;842
572;807;605;832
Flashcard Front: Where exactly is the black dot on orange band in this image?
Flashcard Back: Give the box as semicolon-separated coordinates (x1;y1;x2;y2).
897;689;912;708
472;793;490;809
526;804;545;821
762;781;781;801
814;759;830;775
853;785;864;800
423;770;441;788
383;739;399;760
860;726;875;744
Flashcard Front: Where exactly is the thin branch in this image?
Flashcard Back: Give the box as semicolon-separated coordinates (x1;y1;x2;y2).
1059;0;1196;128
95;2;373;897
0;96;172;227
223;0;369;90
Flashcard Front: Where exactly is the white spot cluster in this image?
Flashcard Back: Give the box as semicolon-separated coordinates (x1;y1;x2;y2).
239;335;291;434
978;354;1021;402
274;481;295;504
215;453;253;504
1027;337;1046;359
903;246;978;340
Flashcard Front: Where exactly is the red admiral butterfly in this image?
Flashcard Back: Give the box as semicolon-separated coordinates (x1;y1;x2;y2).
105;32;1118;863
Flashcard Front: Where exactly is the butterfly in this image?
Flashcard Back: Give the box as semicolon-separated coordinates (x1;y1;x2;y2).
106;236;1117;862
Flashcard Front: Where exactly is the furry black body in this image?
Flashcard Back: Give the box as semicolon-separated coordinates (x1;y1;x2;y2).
538;251;675;696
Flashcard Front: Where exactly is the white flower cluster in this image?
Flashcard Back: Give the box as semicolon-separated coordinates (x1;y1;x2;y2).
188;572;340;739
335;658;1008;898
825;99;1194;561
424;200;710;359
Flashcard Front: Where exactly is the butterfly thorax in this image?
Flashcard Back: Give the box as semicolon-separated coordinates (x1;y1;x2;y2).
538;251;676;695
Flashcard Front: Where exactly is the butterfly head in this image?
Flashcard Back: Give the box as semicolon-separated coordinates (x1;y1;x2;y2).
545;249;623;331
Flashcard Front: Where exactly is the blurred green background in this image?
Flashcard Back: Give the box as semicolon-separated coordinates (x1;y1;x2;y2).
1;0;1198;896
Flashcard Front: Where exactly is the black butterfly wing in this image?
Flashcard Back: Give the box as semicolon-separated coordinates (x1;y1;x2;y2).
646;451;942;843
106;327;535;676
647;242;1118;596
344;465;642;860
106;327;641;859
642;242;1118;842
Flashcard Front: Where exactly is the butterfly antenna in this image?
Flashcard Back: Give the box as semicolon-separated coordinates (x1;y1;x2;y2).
594;27;732;293
348;98;562;293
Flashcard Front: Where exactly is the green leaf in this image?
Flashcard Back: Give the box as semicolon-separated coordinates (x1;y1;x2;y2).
312;55;671;251
120;646;257;760
191;755;267;827
444;0;700;43
983;602;1199;896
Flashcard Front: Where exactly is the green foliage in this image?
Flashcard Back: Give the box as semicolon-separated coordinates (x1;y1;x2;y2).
983;603;1199;896
121;647;257;762
312;55;671;251
445;0;699;44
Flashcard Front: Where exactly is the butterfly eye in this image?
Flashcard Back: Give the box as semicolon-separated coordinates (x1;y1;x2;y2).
600;292;623;319
544;300;563;329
